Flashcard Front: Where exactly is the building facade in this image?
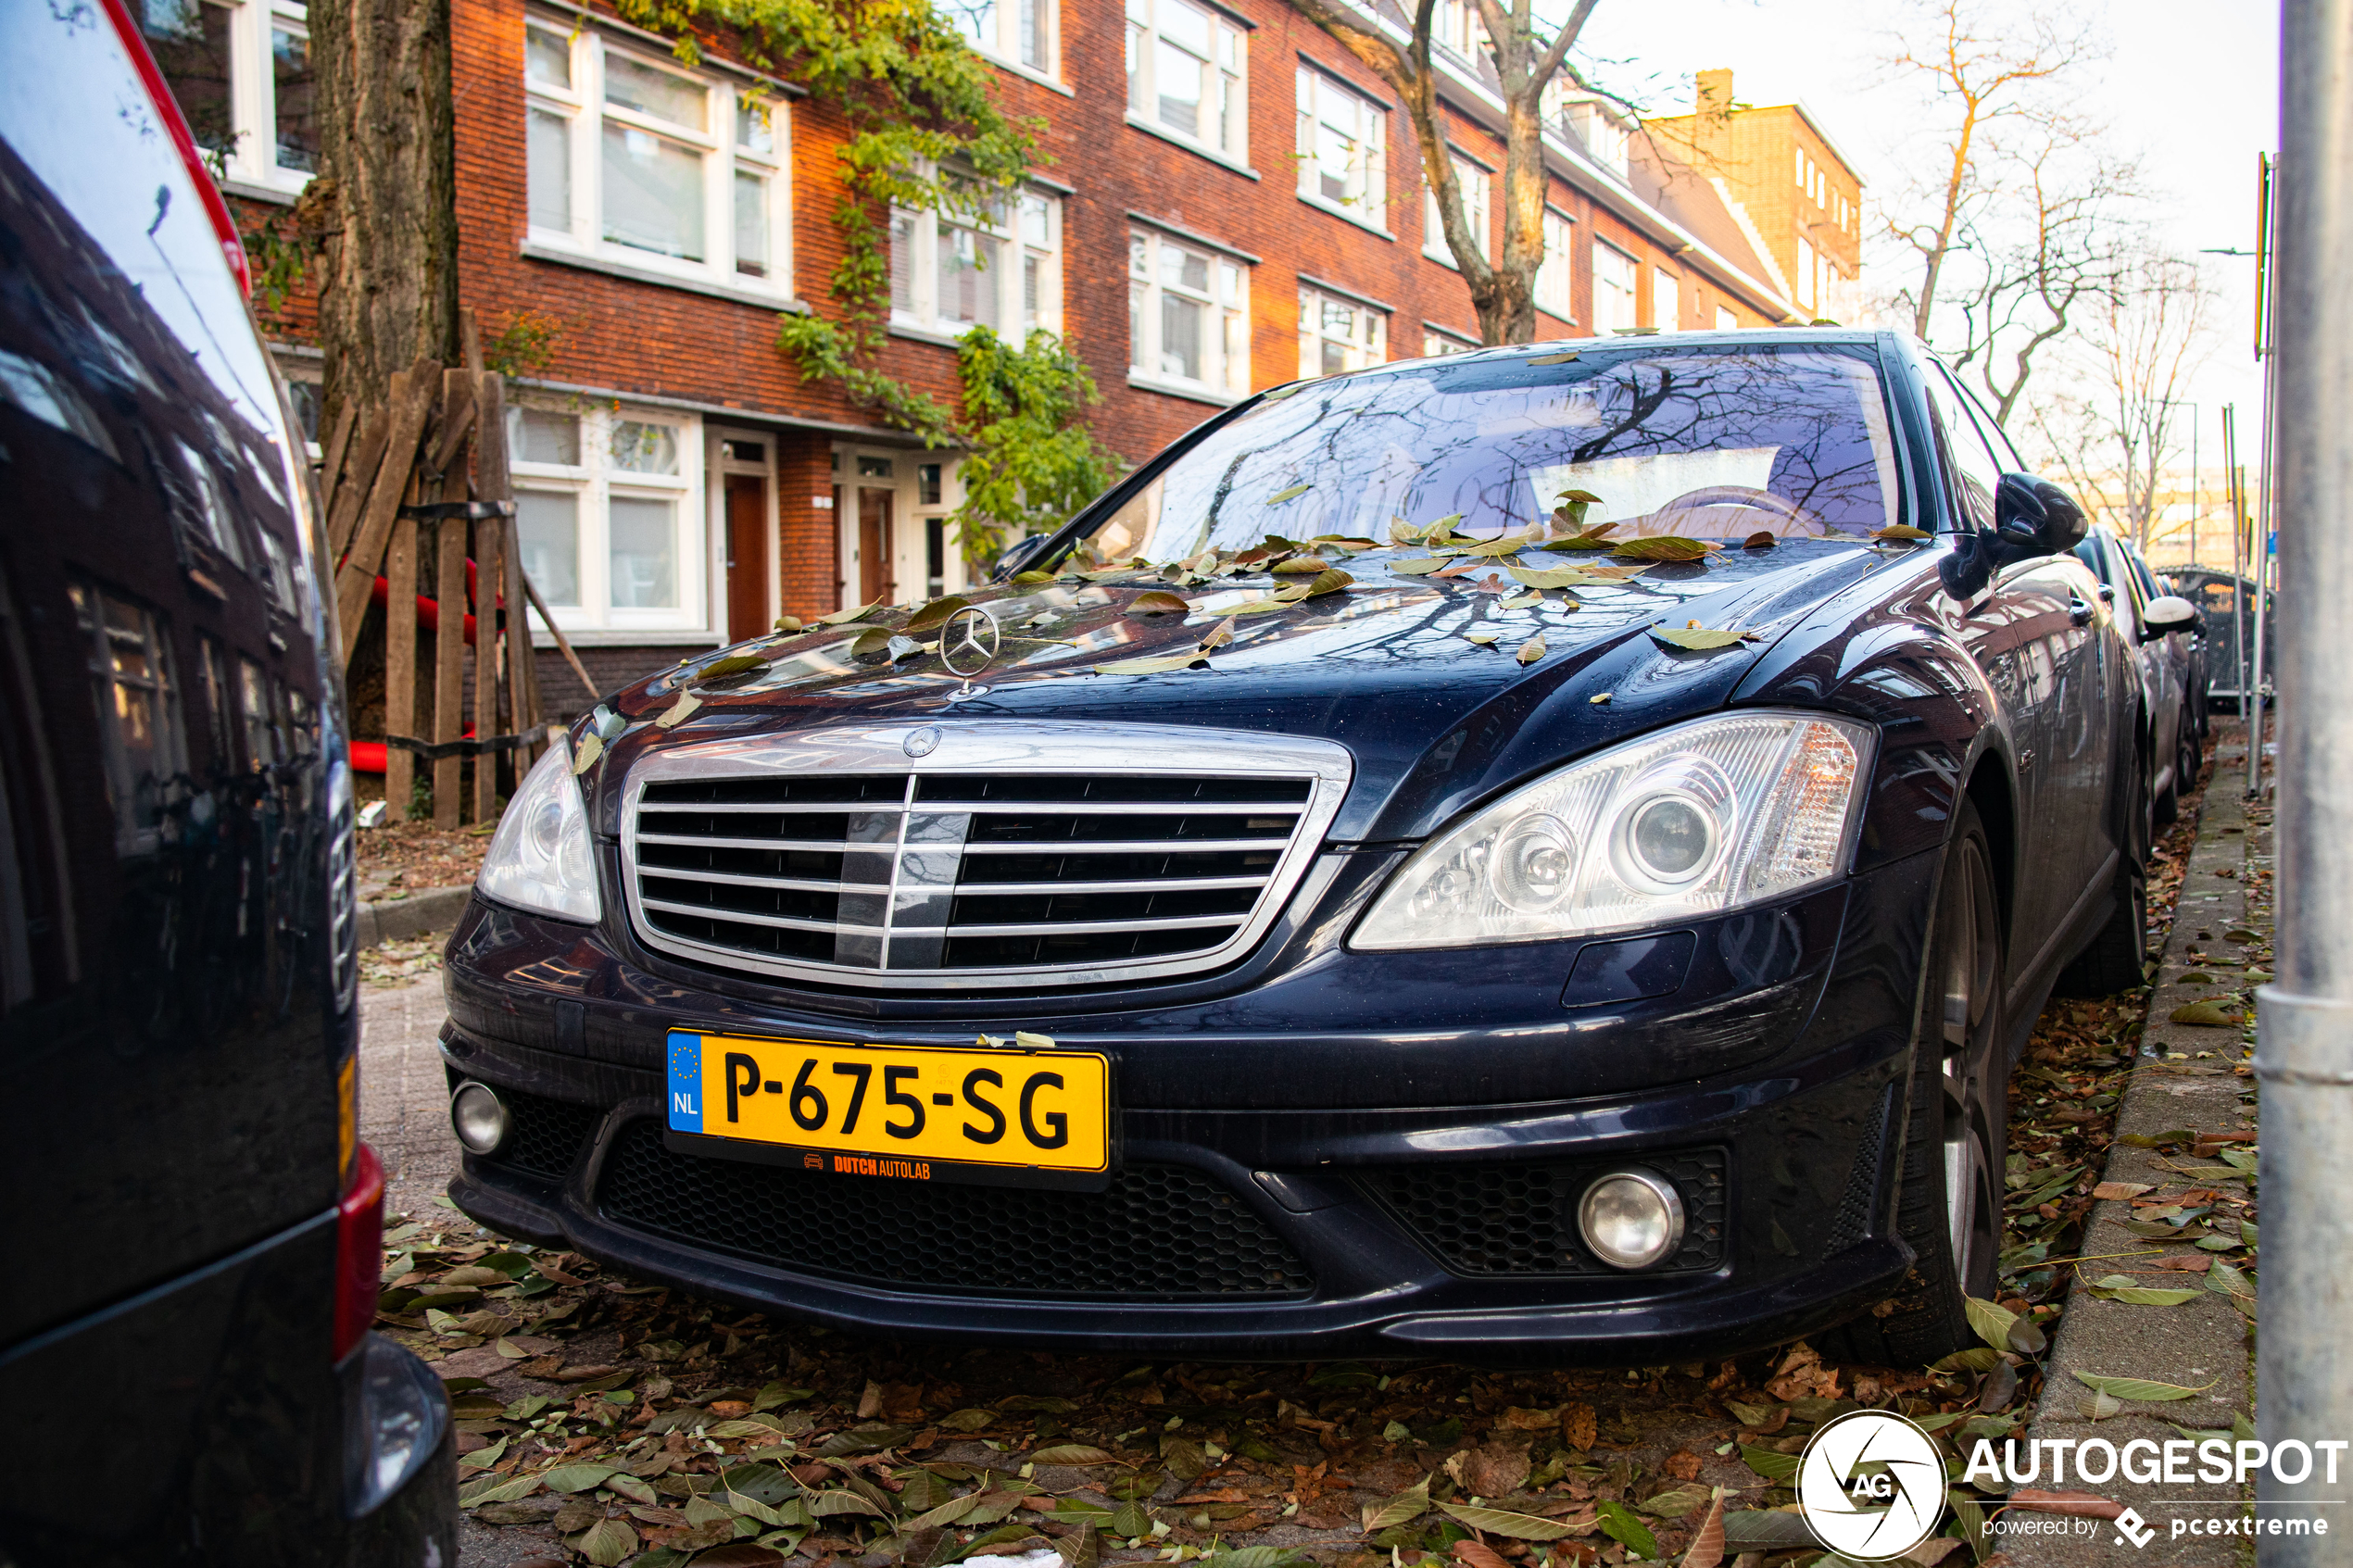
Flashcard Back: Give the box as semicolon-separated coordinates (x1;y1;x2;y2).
134;0;1840;719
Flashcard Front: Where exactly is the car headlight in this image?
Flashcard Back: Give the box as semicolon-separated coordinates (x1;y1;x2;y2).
1352;711;1872;950
476;735;601;922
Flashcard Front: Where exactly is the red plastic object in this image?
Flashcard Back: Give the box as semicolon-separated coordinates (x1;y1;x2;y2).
348;723;474;776
368;576;476;645
333;1142;385;1362
95;0;252;297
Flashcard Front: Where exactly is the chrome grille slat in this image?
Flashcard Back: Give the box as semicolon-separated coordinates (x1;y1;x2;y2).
619;722;1353;991
955;837;1291;855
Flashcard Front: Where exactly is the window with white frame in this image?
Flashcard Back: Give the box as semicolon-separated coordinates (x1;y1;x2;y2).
1128;228;1250;398
1421;329;1476;358
891;186;1062;338
1296;66;1386;224
524;19;789;292
942;0;1052;74
508;402;705;633
1431;0;1488;61
1652;266;1680;330
1424;152;1491;266
1298;287;1385;378
1534;208;1575;320
132;0;317;195
1591;242;1636;334
1126;0;1247;162
1796;234;1818;310
1715;304;1739;331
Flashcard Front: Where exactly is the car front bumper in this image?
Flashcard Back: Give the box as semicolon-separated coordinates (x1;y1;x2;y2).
439;847;1940;1364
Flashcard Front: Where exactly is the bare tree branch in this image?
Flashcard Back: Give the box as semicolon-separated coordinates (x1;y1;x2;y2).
1282;0;1601;344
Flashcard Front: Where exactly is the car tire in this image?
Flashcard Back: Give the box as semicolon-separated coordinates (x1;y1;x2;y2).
1822;798;2006;1366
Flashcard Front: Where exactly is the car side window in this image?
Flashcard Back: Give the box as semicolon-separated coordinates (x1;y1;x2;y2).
1921;372;2001;530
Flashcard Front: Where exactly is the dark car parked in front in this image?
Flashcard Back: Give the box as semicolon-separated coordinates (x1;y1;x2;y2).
0;5;454;1562
443;332;2145;1365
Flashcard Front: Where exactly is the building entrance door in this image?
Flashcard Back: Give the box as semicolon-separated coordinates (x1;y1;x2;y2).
724;473;768;643
858;487;896;606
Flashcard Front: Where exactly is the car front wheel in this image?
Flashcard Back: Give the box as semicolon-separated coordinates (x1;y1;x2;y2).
1825;797;2006;1364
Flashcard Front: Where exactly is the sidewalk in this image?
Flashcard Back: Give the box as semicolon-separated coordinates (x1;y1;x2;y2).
2005;735;2267;1563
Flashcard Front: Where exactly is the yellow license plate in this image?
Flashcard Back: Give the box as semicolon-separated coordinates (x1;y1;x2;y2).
666;1030;1111;1186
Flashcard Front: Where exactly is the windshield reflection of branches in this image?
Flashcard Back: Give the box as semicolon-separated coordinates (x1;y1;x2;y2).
1106;347;1893;557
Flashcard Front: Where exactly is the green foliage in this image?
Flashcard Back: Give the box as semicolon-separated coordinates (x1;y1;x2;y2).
623;0;1114;571
952;326;1123;567
484;308;566;379
243;212;309;320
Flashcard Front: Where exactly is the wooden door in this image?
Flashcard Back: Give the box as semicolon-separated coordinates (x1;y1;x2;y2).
858;487;895;606
724;473;768;644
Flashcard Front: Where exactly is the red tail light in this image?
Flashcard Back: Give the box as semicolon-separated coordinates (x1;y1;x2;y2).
333;1142;385;1361
95;0;254;297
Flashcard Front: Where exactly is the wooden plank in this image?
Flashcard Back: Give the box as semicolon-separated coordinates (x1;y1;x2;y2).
384;506;419;818
434;370;471;826
424;372;477;482
319;399;358;497
324;397;394;562
334;360;439;664
473;483;504;822
475;372;535;771
521;569;598;708
461;306;485;380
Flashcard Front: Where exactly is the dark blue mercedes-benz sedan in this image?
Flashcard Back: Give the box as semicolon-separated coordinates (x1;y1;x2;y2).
442;331;2145;1367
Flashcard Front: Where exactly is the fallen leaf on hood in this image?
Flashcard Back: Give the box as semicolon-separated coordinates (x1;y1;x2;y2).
1528;350;1581;366
1266;483;1312;504
1743;531;1778;549
1872;523;1935;541
773;614;805;632
1464;629;1501;646
819;600;883;624
1127;591;1190;615
1651;624;1751;650
652;693;701;729
1198;615;1239;651
1614;536;1717;561
1094;653;1210;676
1516;635;1548;665
1390;558;1450;575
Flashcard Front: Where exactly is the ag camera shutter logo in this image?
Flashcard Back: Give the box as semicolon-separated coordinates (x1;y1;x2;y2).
1796;1410;1946;1560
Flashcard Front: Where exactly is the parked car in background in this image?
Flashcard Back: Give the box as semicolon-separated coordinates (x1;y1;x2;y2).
2116;534;2208;735
2074;527;2201;822
2167;567;2271;711
0;6;455;1563
440;330;2147;1367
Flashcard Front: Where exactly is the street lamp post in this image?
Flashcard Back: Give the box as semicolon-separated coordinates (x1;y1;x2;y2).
2258;3;2353;1559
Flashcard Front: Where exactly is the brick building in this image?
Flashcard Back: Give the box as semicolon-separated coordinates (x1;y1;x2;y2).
133;0;1837;719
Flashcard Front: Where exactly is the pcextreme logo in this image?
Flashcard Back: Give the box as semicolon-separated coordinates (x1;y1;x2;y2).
1796;1411;1947;1561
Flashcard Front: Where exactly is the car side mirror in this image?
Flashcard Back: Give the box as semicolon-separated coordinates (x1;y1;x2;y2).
994;533;1051;579
1938;473;2091;602
1993;472;2089;557
2143;594;2197;636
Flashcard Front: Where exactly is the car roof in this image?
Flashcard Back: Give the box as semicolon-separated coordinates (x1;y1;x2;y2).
1380;326;1889;371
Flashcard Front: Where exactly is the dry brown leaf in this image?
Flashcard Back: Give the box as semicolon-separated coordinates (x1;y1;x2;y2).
1561;1403;1598;1453
1516;635;1548;665
1678;1492;1726;1568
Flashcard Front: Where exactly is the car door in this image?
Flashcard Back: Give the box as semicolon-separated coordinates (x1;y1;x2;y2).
1922;366;2112;957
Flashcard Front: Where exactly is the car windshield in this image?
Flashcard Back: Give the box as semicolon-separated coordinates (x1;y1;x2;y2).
1083;343;1903;560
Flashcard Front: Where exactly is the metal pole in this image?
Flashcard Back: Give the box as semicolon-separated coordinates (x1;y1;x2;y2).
2226;406;2247;721
2258;1;2353;1558
2251;157;2281;801
2190;406;2199;568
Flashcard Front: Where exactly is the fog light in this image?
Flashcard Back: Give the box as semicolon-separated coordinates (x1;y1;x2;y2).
1578;1169;1685;1270
450;1081;510;1155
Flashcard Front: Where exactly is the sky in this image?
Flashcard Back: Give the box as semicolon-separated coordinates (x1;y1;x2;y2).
1577;0;2283;482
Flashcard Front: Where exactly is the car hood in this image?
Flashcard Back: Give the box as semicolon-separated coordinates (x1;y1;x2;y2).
589;541;1904;842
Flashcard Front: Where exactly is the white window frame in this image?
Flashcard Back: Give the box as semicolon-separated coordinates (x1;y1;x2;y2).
1591;240;1637;335
890;184;1063;342
940;0;1057;80
1715;304;1740;331
1125;0;1249;168
1534;207;1576;321
522;16;792;299
1295;64;1387;230
1421;325;1477;358
510;400;709;642
1424;151;1491;268
1128;226;1252;403
139;0;317;198
1651;265;1680;331
1298;286;1386;379
1796;234;1818;311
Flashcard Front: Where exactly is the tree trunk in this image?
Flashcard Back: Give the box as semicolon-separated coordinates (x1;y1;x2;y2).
304;0;460;436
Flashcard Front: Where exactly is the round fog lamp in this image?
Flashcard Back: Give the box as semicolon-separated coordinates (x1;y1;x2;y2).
450;1081;510;1156
1578;1169;1686;1270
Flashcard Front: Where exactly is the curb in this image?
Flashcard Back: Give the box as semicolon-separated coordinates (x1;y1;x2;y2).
2003;773;2262;1564
354;884;474;949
